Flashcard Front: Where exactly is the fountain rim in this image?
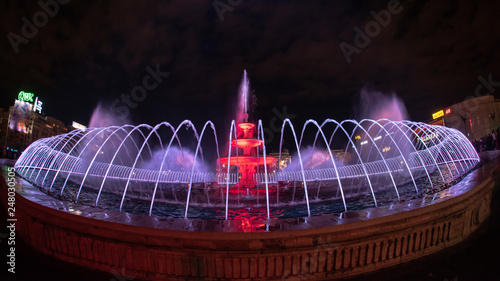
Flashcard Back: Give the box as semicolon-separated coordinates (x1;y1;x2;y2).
7;156;487;234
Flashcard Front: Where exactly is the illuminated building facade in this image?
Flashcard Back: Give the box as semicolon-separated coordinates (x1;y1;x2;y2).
269;149;292;170
430;95;500;140
330;149;352;164
1;92;69;152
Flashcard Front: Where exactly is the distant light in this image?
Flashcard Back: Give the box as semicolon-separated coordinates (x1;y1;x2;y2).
18;91;34;103
355;135;361;140
421;132;439;143
72;121;87;130
444;108;451;115
432;110;444;120
373;136;382;141
17;91;42;114
33;96;42;114
360;140;368;145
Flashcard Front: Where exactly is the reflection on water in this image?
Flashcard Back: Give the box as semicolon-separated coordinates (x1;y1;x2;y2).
30;166;466;220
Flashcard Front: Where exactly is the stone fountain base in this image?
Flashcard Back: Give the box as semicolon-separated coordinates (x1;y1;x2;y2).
1;153;499;280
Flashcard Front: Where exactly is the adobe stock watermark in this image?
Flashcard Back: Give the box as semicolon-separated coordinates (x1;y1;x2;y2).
475;73;499;97
263;106;297;143
101;64;169;126
213;0;242;21
458;73;499;115
339;0;404;64
427;71;499;132
7;0;71;54
5;167;17;274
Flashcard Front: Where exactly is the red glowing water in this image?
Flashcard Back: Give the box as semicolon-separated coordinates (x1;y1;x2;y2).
218;122;277;187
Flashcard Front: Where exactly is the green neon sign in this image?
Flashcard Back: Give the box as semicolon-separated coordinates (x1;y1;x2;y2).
18;91;35;103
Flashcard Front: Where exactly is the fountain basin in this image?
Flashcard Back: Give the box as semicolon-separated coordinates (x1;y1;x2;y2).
13;119;480;219
218;156;277;166
2;152;498;280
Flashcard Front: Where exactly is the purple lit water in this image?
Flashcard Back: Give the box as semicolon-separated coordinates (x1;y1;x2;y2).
34;166;453;220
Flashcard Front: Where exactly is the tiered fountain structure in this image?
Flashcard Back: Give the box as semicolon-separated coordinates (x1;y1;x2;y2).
217;115;277;188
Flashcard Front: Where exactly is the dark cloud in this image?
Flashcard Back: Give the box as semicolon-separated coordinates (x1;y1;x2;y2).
1;0;499;127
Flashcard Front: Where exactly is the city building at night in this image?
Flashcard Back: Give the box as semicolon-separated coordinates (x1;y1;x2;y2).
269;149;292;170
0;92;69;153
430;95;500;141
330;149;352;164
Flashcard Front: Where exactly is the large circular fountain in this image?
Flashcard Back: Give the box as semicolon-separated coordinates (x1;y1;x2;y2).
14;116;479;221
5;71;491;280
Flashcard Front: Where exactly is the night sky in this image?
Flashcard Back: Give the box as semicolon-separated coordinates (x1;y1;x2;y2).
1;0;499;130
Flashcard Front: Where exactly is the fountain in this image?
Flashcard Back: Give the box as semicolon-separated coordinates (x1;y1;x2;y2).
12;71;480;221
218;121;277;188
215;71;278;218
3;70;495;280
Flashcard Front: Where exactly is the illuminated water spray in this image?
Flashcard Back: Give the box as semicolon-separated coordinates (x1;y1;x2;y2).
237;69;250;123
14;71;480;220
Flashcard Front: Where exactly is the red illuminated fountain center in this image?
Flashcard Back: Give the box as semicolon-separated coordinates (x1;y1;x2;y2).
218;116;277;187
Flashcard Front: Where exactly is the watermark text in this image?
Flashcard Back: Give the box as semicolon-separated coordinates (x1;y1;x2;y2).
7;0;71;54
6;167;17;274
340;0;404;64
213;0;242;21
